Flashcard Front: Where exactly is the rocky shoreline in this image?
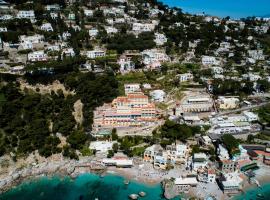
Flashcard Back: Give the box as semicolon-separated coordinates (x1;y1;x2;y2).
0;157;107;194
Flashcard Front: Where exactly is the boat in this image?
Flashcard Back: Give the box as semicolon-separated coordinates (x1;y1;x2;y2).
139;191;146;197
129;194;139;199
256;193;264;199
124;180;130;185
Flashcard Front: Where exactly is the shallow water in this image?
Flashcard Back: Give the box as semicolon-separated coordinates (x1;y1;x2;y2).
160;0;270;18
233;183;270;200
0;173;180;200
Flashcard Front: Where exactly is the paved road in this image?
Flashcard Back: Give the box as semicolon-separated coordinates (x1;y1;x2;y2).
215;101;270;117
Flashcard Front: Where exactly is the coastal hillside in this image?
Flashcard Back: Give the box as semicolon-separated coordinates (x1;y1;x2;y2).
0;0;270;199
0;0;269;161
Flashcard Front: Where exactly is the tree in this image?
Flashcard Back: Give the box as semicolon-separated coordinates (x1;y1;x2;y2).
222;134;239;156
191;145;200;154
247;134;255;143
111;128;118;140
39;136;61;157
62;145;78;160
107;150;114;158
112;143;118;153
67;130;88;149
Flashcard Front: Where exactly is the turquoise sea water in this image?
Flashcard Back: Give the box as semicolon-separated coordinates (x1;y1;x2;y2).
233;183;270;200
160;0;270;18
1;173;270;200
0;173;179;200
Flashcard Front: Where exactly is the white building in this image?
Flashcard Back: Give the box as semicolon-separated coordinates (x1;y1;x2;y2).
50;12;58;19
28;50;47;62
176;94;213;114
124;83;141;95
212;66;223;74
143;144;163;163
217;96;239;110
248;50;265;61
89;141;117;153
19;34;44;44
102;157;133;167
103;7;125;16
60;32;71;41
166;144;189;163
86;49;106;59
45;4;60;11
192;153;208;171
0;27;7;32
118;55;135;73
17;10;35;22
150;90;166;102
243;111;258;122
208;116;252;135
200;136;212;146
0;14;13;20
174;177;198;187
105;26;118;34
19;34;44;50
154;33;167;46
202;56;219;66
218;144;230;160
179;73;193;82
142;49;170;65
132;23;155;33
46;44;60;52
221;172;243;194
84;9;94;17
40;23;53;32
197;168;216;183
68;13;75;20
62;48;75;58
89;28;99;38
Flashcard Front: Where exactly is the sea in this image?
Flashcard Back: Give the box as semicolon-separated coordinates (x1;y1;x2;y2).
1;173;270;200
160;0;270;19
0;173;180;200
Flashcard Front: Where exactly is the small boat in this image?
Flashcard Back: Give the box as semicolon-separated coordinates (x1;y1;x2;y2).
124;180;130;185
139;191;146;197
256;193;264;199
100;174;105;178
129;194;139;199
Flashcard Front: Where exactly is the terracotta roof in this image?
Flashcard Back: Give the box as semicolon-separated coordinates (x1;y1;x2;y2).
254;150;270;157
127;93;148;99
208;169;216;174
221;159;234;164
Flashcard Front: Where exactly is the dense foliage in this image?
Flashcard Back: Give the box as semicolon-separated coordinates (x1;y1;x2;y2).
0;71;118;158
221;134;240;156
157;120;201;141
107;32;155;53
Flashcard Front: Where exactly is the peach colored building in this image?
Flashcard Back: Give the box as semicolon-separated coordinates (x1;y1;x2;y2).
93;92;157;128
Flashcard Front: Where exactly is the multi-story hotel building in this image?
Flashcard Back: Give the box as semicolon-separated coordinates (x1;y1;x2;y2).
93;92;157;128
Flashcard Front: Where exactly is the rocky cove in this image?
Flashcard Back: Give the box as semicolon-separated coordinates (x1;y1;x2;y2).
0;156;106;194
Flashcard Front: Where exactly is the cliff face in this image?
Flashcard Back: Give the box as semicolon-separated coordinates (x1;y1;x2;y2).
73;99;84;126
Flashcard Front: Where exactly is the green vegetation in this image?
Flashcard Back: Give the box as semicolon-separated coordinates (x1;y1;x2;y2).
212;79;253;96
107;32;155;54
157;120;201;142
221;134;240;156
258;104;270;125
0;70;118;158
